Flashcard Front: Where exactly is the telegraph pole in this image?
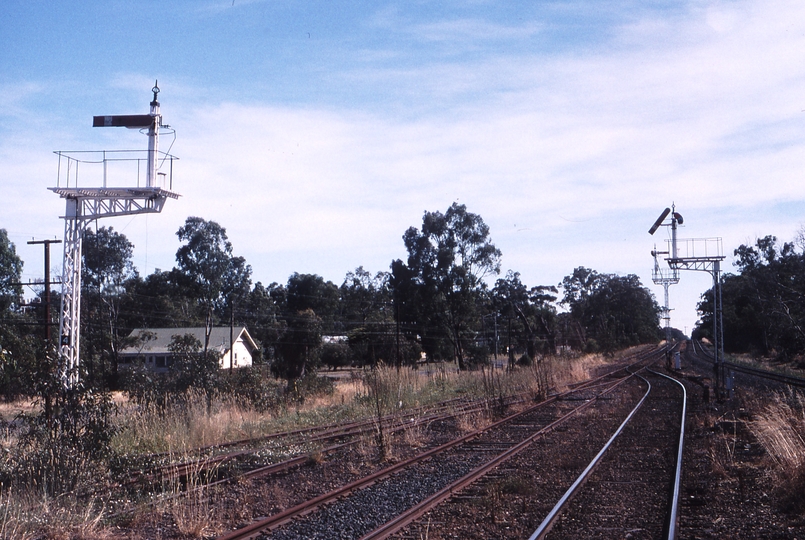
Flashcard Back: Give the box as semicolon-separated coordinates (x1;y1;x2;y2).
26;239;62;342
24;238;62;421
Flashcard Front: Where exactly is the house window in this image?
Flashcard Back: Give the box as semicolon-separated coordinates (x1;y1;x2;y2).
156;356;173;368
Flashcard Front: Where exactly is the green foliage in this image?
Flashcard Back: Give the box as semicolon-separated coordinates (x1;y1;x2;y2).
390;203;502;369
286;273;339;333
121;333;222;408
175;217;252;347
239;281;284;364
0;319;39;401
348;320;422;367
273;308;322;382
0;229;23;312
491;270;558;365
697;234;805;359
320;342;353;370
80;226;138;388
219;365;284;412
2;386;117;497
340;267;391;324
560;267;660;353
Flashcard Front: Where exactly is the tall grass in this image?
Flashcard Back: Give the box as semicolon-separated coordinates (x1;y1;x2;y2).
750;391;805;469
749;390;805;514
0;354;615;536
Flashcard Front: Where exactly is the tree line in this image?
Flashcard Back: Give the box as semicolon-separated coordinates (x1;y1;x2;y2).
694;233;805;365
0;203;663;399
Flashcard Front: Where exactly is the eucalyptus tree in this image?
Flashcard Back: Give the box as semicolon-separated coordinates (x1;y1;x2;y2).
697;235;805;358
285;273;340;333
391;203;501;369
492;271;558;365
0;229;35;400
273;308;322;385
81;226;138;385
0;229;23;312
175;217;252;352
238;281;284;364
561;267;660;353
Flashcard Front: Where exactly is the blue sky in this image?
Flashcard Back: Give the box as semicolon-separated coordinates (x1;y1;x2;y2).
3;0;805;336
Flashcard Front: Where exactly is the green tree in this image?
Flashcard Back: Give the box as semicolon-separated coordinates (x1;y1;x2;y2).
81;226;137;387
340;267;390;325
697;235;805;359
0;229;36;400
390;203;501;369
175;217;252;352
273;308;322;384
285;273;340;333
238;281;284;364
0;229;23;312
560;267;660;353
492;271;558;366
125;268;201;328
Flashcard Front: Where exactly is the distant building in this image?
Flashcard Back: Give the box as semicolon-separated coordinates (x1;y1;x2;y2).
119;327;258;372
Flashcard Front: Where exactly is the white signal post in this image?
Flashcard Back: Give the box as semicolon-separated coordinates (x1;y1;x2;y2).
51;82;179;388
649;205;726;396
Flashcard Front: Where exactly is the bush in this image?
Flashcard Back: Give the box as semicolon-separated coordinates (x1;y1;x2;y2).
320;342;353;370
287;373;334;403
220;365;283;412
2;388;117;497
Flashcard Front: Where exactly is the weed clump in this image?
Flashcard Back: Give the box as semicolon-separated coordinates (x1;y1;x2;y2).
749;390;805;515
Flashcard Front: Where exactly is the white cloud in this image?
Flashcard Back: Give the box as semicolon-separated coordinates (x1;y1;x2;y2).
3;0;805;334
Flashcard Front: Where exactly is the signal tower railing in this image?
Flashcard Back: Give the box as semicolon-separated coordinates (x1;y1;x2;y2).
54;150;178;191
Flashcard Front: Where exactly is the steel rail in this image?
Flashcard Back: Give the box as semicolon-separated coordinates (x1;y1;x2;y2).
527;372;653;540
358;370;643;540
216;355;659;540
648;368;687;540
116;395;525;516
135;394;481;462
126;394;517;487
215;397;566;540
690;340;805;388
139;348;663;489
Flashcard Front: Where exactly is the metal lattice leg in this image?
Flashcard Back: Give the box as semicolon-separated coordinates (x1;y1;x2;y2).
58;201;84;389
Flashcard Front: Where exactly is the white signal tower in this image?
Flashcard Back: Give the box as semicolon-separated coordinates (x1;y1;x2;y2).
649;205;726;394
651;244;679;348
50;82;179;388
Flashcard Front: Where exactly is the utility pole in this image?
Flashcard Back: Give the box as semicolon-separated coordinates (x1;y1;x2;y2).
24;238;62;421
26;239;62;343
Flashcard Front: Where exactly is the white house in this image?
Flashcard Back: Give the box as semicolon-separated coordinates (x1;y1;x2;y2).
119;327;258;372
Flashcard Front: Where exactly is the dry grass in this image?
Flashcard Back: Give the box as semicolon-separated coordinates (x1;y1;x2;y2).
748;390;805;514
0;490;111;540
455;410;489;434
1;354;617;536
749;392;805;470
112;391;277;455
159;455;222;538
400;417;427;448
0;399;37;423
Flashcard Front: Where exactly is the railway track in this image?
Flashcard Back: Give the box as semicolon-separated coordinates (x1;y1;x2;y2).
686;339;805;390
122;394;523;489
531;369;686;539
215;346;668;539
